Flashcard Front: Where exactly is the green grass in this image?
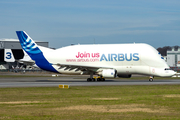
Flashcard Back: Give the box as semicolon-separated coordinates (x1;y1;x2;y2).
0;85;180;119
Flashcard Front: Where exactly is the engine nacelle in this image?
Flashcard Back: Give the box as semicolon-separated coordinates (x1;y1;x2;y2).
117;74;132;78
98;69;117;78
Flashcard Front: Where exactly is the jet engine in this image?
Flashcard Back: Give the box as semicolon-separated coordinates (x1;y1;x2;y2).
98;69;117;78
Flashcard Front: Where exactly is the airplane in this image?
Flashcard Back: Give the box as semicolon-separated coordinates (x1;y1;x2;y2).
4;49;38;71
16;31;176;82
17;50;38;68
4;49;17;72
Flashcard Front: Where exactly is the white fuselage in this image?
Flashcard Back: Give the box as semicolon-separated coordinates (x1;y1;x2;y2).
39;43;175;77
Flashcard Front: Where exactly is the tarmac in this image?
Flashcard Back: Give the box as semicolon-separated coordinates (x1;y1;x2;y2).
0;71;180;88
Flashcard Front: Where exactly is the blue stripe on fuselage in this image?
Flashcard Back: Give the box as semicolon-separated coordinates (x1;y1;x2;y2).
30;53;58;73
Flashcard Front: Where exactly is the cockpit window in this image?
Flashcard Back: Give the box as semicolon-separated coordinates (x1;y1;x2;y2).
158;52;164;59
165;68;171;70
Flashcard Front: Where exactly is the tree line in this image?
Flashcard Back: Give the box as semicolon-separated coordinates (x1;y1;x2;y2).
156;46;180;56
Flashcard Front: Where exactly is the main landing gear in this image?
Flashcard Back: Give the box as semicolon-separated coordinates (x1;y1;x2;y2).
97;77;105;81
87;73;105;82
87;78;96;82
87;77;105;82
149;76;154;82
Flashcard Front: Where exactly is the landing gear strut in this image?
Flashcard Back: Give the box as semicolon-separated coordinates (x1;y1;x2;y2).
87;72;94;82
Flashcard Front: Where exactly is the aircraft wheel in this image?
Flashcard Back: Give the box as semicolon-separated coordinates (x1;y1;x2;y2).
102;78;105;81
97;78;100;81
87;78;91;82
149;78;153;82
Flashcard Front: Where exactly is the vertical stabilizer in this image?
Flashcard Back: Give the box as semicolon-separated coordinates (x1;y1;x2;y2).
16;31;42;58
4;49;15;62
16;31;58;73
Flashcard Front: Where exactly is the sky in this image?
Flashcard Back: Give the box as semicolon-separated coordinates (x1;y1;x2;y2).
0;0;180;49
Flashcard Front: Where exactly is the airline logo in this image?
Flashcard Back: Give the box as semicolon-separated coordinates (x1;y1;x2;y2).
100;53;139;61
16;31;41;55
16;31;58;73
66;52;139;62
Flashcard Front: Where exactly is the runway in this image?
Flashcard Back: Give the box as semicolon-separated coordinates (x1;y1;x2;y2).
0;75;180;88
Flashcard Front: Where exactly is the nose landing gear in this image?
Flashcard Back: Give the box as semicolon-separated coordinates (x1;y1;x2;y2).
149;76;154;82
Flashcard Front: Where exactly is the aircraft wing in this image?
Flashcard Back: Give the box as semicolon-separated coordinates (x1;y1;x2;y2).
54;63;114;72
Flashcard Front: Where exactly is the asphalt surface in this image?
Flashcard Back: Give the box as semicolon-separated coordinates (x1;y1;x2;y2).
0;73;180;87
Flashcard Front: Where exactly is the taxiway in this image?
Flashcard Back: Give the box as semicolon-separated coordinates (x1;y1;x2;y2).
0;75;180;88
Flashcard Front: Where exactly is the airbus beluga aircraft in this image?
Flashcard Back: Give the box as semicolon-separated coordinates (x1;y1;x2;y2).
16;31;176;82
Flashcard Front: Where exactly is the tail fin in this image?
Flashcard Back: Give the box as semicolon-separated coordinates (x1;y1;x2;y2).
16;31;58;73
4;49;15;62
16;31;42;57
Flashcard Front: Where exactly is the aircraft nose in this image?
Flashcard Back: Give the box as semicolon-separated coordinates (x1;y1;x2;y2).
171;70;177;76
